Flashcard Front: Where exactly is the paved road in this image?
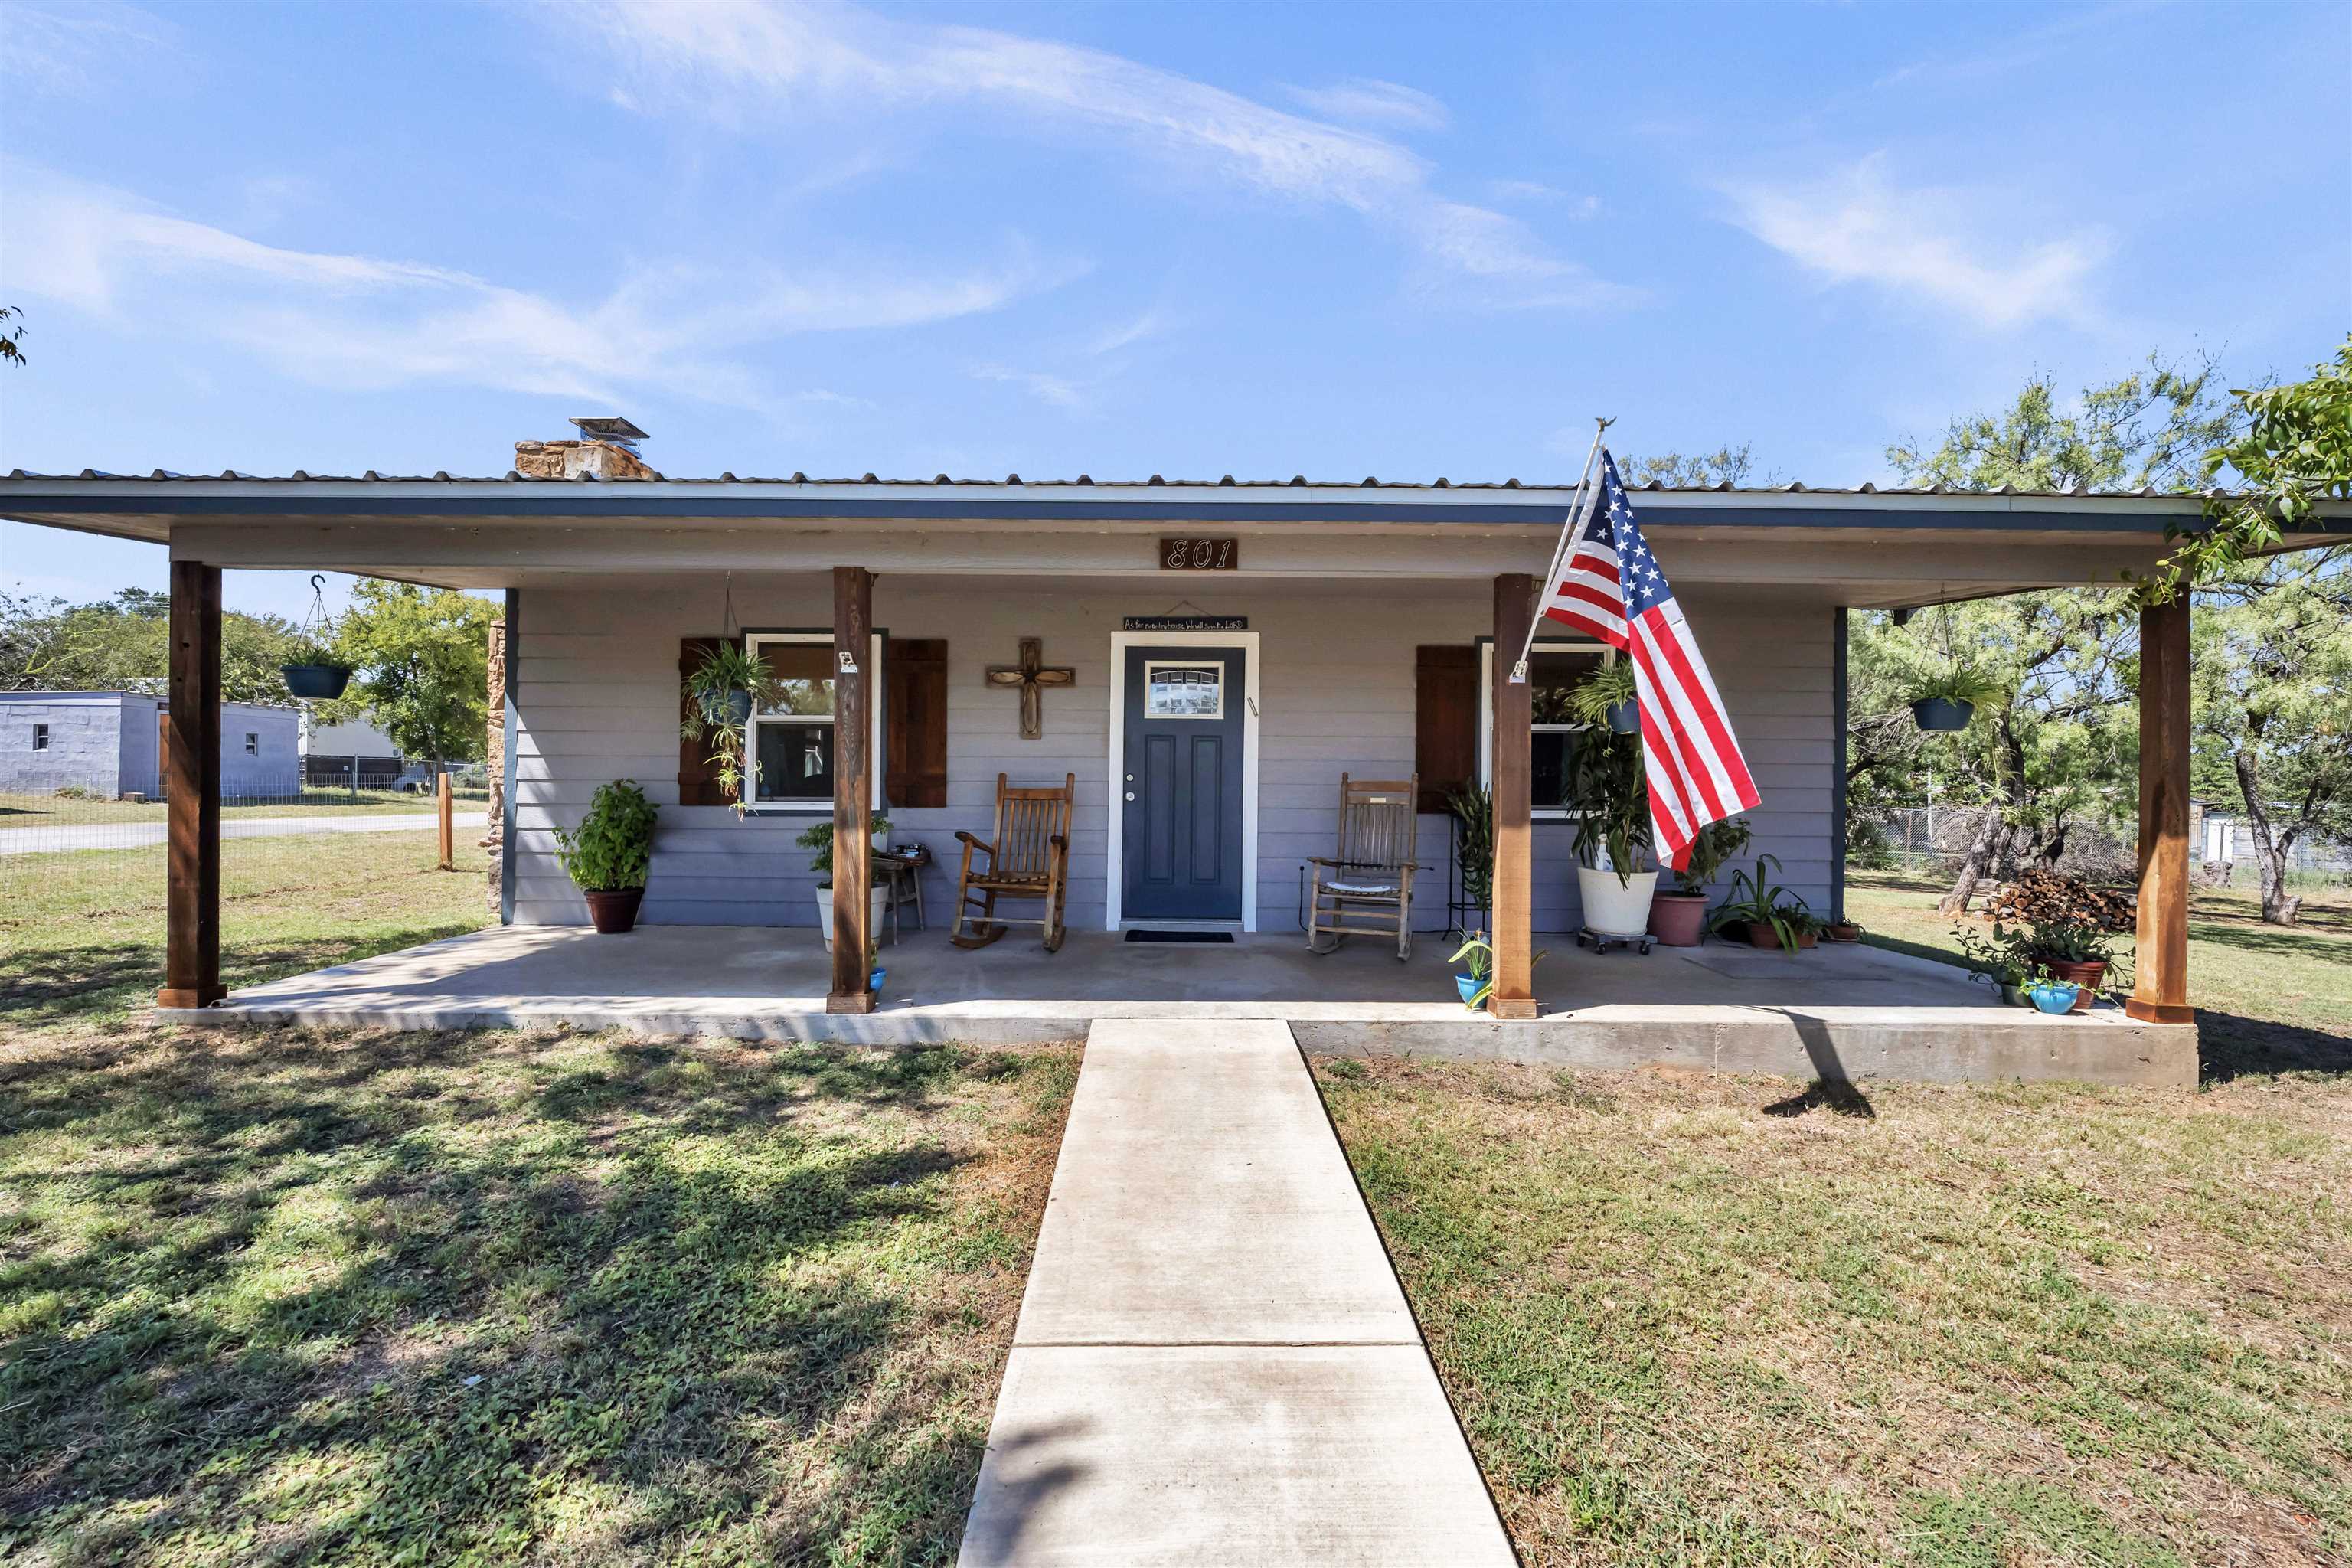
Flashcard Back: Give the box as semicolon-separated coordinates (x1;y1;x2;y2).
0;812;488;856
957;1018;1514;1566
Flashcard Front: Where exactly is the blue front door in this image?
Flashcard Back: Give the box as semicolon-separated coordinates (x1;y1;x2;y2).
1122;645;1246;922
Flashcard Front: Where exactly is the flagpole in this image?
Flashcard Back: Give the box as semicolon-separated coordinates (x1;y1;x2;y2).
1508;415;1613;684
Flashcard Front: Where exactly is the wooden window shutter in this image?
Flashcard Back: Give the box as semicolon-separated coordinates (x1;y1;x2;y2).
678;637;732;806
1414;644;1479;813
885;639;949;809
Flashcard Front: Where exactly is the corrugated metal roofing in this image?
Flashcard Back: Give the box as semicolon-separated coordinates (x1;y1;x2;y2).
0;467;2239;500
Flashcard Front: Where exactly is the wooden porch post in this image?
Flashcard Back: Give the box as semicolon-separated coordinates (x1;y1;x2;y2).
2127;595;2194;1024
158;559;224;1009
827;566;877;1014
1491;573;1539;1019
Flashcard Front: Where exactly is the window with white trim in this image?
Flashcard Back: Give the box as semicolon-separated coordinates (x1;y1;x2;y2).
743;632;885;811
1479;639;1610;816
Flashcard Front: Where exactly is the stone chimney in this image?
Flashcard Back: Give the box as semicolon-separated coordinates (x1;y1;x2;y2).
514;416;655;480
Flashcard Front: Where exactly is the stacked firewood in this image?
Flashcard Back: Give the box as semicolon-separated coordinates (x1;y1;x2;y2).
1987;869;2136;933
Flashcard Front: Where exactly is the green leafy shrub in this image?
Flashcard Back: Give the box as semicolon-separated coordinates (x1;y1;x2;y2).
1707;853;1814;952
794;813;892;881
1672;815;1751;895
1903;667;2004;707
1565;658;1638;726
553;779;658;892
1446;785;1494;910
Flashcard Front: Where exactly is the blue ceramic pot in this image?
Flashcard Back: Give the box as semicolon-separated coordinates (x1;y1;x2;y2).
870;967;887;997
1606;699;1640;734
1911;697;1974;732
1455;973;1487;1008
2026;979;2079;1014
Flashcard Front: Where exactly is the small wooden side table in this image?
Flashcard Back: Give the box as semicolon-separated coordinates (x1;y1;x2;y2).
874;846;932;936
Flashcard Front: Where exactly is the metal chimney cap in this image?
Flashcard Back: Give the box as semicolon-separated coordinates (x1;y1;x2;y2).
569;416;648;446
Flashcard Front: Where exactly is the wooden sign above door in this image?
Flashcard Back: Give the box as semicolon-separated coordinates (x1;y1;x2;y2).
1160;537;1239;571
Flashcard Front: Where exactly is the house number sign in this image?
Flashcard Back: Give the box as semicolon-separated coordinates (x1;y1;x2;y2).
1160;537;1239;571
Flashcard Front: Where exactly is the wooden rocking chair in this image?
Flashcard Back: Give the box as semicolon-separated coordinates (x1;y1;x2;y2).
1305;773;1420;961
951;773;1076;952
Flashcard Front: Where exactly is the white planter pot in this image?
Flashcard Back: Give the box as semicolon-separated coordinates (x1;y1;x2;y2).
1577;866;1659;938
816;884;890;951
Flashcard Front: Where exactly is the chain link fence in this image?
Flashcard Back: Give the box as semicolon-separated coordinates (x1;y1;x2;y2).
1854;805;2352;890
2;767;493;983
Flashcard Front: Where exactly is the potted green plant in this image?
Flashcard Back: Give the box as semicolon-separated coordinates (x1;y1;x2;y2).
553;779;659;933
281;575;354;700
680;642;781;816
796;813;892;950
1450;931;1494;1011
1569;657;1640;735
1953;913;2115;1011
1566;724;1655;938
1906;668;2001;732
1444;785;1494;929
281;634;354;701
867;936;887;1001
1648;815;1749;947
1707;854;1816;952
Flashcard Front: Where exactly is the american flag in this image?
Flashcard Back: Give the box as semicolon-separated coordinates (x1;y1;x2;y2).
1536;451;1760;871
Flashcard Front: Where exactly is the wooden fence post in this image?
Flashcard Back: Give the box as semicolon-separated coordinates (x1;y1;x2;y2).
437;769;455;871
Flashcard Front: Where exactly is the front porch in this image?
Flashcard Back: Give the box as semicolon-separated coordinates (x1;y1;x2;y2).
190;924;2198;1086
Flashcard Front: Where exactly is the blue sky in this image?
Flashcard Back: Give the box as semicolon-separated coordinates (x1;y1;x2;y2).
3;0;2347;620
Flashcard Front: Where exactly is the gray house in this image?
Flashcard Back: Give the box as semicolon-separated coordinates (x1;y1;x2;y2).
7;426;2346;1085
1;691;299;799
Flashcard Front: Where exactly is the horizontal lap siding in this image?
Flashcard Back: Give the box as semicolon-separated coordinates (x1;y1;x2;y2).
510;582;1834;933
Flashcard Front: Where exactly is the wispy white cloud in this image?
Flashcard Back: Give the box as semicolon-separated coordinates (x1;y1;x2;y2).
1282;77;1449;132
1;1;172;96
969;363;1093;413
3;162;1076;410
580;2;1636;312
1717;155;2108;329
1488;180;1602;218
1087;305;1171;356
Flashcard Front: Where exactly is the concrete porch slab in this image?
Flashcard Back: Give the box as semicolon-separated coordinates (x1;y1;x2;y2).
175;923;2200;1088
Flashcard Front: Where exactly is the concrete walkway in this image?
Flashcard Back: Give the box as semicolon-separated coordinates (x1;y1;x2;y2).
0;812;485;855
958;1019;1514;1566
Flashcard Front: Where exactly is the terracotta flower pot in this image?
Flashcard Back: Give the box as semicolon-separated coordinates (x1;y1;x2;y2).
1826;922;1863;942
583;887;645;934
1746;923;1817;950
1648;891;1708;947
2041;956;2105;1012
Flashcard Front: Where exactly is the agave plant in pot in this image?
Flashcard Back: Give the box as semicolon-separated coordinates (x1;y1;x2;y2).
795;813;892;951
554;779;658;933
1648;815;1749;947
1707;854;1817;952
1565;718;1655;939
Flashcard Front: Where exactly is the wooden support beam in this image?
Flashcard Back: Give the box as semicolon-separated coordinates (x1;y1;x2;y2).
158;559;224;1009
827;566;877;1014
1490;573;1539;1019
2127;595;2194;1024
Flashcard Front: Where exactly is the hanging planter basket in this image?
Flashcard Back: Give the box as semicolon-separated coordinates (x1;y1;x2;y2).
282;662;354;701
1911;697;1975;731
1605;699;1640;735
282;574;353;701
699;688;754;728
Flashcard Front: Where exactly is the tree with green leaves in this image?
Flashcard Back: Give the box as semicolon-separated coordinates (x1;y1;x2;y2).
1623;444;1771;488
0;305;25;366
315;582;498;767
1860;351;2245;912
0;588;303;704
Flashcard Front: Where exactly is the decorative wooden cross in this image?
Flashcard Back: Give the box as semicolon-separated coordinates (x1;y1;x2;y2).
985;637;1075;740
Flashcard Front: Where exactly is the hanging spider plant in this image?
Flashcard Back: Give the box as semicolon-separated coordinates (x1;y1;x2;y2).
680;642;782;818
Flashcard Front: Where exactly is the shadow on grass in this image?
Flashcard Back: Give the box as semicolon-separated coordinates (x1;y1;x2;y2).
0;923;487;1031
2185;917;2352;960
2197;1011;2352;1084
0;1029;1021;1563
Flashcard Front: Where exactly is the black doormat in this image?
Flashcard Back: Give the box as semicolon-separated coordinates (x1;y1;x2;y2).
1122;929;1236;944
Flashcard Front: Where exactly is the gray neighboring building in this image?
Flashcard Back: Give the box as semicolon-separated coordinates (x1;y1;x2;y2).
1;691;301;799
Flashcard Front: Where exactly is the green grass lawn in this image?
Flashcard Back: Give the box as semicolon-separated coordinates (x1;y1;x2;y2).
1845;870;2352;1082
1;831;495;1033
1316;1054;2352;1567
0;1025;1077;1565
1;788;488;826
